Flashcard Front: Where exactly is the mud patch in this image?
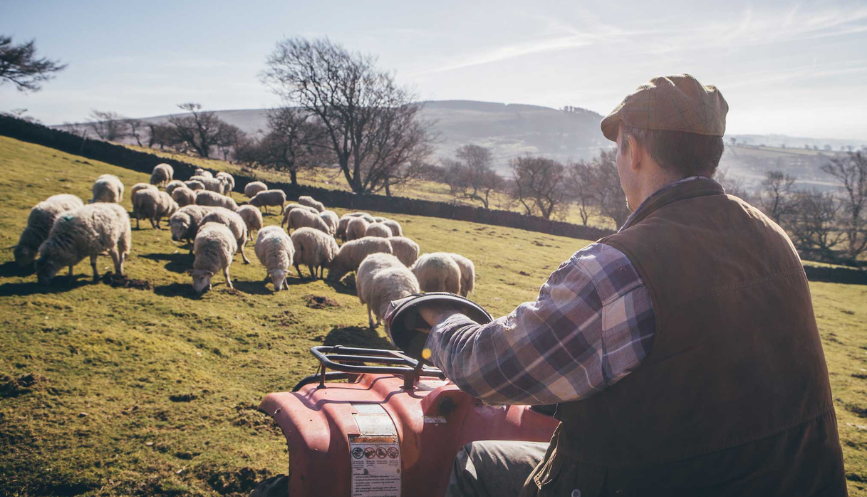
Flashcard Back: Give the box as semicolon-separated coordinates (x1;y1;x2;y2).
274;310;299;326
0;372;47;398
205;466;272;495
103;273;152;290
232;402;282;435
168;393;198;402
223;288;243;297
303;294;340;309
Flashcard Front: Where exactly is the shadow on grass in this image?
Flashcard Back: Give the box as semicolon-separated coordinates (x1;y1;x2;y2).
0;275;91;297
0;261;35;278
153;282;201;299
324;326;395;349
137;252;192;274
323;277;357;296
232;280;276;296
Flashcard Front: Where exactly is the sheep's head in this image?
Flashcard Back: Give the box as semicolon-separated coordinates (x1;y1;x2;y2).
192;269;213;293
13;245;34;266
270;270;287;292
170;218;190;241
248;196;261;207
35;256;59;285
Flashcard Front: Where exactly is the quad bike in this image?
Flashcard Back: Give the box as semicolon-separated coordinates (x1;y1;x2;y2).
258;294;559;497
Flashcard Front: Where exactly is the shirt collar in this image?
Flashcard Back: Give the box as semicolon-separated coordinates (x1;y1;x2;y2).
619;176;709;232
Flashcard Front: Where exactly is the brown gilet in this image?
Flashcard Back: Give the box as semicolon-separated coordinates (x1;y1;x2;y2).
522;178;847;497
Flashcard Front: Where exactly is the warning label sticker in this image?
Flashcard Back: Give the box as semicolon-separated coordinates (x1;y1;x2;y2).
350;435;401;497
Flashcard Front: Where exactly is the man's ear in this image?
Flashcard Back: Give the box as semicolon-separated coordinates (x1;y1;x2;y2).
625;133;642;171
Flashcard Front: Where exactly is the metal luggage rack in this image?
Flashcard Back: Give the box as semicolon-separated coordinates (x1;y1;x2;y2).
292;345;446;392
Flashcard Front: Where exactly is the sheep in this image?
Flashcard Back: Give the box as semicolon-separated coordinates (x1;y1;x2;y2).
192;222;237;293
290;227;339;279
193;167;211;178
346;217;370;241
130;183;157;198
193;176;229;195
170;205;216;249
281;203;318;228
356;253;420;329
298;195;325;212
382;219;403;237
365;223;393;238
171;186;196;207
373;216;387;223
336;215;353;242
90;174;124;203
36;203;131;285
447;253;476;297
165;180;186;196
255;226;295;291
185;180;205;191
150;163;174;187
199;208;251;264
249;189;287;215
320;210;339;235
244;181;268;198
326;237;393;283
345;212;375;223
411;253;461;294
287;208;331;235
195;190;239;212
387;237;420;267
132;189;178;229
14;194;84;266
215;172;235;196
237;205;263;241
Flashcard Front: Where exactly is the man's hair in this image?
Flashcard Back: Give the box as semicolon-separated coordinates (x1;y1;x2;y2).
620;125;725;177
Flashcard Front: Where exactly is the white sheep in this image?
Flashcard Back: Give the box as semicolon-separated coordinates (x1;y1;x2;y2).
320;210;339;235
382;219;403;237
199;208;251;264
345;212;375;223
356;253;420;329
373;216;387;223
255;226;295;291
244;181;268;198
90;174;124;203
237;205;263;241
14;194;84;266
281;203;318;228
165;180;186;196
150;163;174;187
170;205;216;249
171;186;196;207
249;190;287;215
346;217;370;241
365;223;393;238
290;227;339;280
132;189;178;229
326;237;393;283
387;237;420;267
215;172;235;196
192;222;237;293
191;175;228;194
36;203;131;285
298;195;325;212
130;183;157;198
446;253;476;297
195;190;239;212
185;180;205;191
287;208;331;234
411;253;461;294
336;215;353;242
193;167;211;178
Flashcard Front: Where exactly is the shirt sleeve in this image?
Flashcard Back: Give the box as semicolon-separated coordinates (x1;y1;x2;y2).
424;243;655;405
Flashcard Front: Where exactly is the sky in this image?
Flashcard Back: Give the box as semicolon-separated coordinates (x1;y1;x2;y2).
2;0;867;140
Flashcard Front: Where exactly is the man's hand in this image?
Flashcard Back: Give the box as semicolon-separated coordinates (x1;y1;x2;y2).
418;303;462;329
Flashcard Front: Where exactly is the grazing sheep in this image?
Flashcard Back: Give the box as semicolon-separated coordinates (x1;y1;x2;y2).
132;189;178;229
165;180;186;196
287;208;331;234
195;190;239;211
290;227;339;279
281;203;318;228
373;216;387;223
382;219;403;237
170;205;216;249
199;209;251;264
346;217;370;241
185;180;205;191
193;176;229;195
36;203;131;285
249;190;287;215
237;205;263;241
336;215;353;242
171;186;196;207
193;167;210;178
326;237;393;283
356;253;420;329
387;237;420;267
216;172;235;196
192;222;237;293
90;174;124;203
244;181;268;198
365;223;393;238
298;195;325;212
255;226;294;291
320;210;339;235
446;253;476;297
345;212;375;222
150;163;174;187
14;194;84;266
411;253;461;294
131;183;157;198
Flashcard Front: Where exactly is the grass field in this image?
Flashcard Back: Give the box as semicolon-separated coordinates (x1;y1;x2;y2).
1;136;865;496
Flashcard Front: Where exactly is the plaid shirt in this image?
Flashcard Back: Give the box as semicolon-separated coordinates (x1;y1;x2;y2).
425;243;655;405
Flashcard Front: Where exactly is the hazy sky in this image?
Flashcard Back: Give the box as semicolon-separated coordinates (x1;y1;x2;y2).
2;0;866;140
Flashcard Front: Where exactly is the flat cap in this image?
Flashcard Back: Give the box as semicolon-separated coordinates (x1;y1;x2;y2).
601;74;728;142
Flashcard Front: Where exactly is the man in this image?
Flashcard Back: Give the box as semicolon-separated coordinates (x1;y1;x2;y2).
419;75;847;497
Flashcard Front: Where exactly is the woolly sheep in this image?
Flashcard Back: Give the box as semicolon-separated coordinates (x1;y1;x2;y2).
195;190;239;212
255;226;295;291
245;181;268;198
382;219;403;237
319;210;339;235
411;253;461;294
132;189;178;229
326;237;393;283
387;237;420;267
36;203;131;285
373;216;387;223
195;176;229;195
336;215;352;242
249;190;287;215
346;217;370;241
365;223;393;238
281;203;318;228
192;222;237;293
185;180;205;191
215;172;235;196
150;163;174;187
287;208;330;234
171;186;196;207
345;212;375;223
199;208;251;264
165;180;186;196
131;183;157;198
290;227;339;280
170;205;216;249
237;205;263;241
298;195;325;212
14;194;84;266
193;167;211;178
90;174;124;203
447;252;476;297
356;253;420;329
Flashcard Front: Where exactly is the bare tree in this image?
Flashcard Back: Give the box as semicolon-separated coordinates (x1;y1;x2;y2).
442;145;502;208
62;121;88;153
759;170;797;224
87;110;127;142
714;168;752;203
821;152;867;262
510;156;568;219
125;119;146;147
787;191;844;263
215;121;246;161
262;37;434;194
146;123;172;149
565;160;596;226
0;35;66;92
165;103;228;158
593;149;632;228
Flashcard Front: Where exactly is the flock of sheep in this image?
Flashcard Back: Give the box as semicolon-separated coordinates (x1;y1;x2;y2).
13;163;476;330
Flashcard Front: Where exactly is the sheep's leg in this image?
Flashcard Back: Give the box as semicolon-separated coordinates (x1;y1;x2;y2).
238;239;251;264
149;217;157;229
135;217;140;229
279;203;285;215
90;255;100;281
224;266;233;289
368;306;375;329
263;271;270;282
319;266;324;279
155;217;162;230
109;247;122;276
295;264;303;279
309;265;317;279
67;265;75;286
